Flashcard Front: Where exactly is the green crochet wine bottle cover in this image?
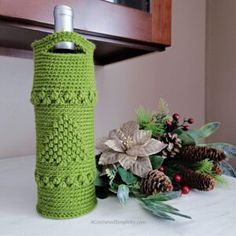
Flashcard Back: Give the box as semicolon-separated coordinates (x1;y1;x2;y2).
31;32;97;219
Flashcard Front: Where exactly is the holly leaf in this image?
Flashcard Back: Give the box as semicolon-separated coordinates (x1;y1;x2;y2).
117;167;138;185
197;122;220;139
150;155;165;169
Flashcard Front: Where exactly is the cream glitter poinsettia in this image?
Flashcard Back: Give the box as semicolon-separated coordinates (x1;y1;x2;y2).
96;121;167;177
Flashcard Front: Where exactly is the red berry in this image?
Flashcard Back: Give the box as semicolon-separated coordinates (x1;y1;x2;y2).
188;118;194;124
159;166;164;172
174;175;182;183
182;125;189;131
172;113;180;121
181;186;190;194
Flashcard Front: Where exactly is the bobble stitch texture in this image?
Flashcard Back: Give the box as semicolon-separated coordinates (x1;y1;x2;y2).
31;32;97;219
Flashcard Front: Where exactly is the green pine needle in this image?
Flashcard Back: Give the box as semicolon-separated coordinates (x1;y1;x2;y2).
193;159;213;174
214;174;228;185
144;122;164;137
136;106;170;137
192;159;227;185
136;106;153;126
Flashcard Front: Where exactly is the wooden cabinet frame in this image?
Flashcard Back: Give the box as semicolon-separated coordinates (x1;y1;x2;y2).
0;0;172;64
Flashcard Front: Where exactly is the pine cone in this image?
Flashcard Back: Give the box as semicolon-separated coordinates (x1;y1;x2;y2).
140;170;173;195
179;166;216;191
178;145;226;163
159;133;182;158
212;162;223;175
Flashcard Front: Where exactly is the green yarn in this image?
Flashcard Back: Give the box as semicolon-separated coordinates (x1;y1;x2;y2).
31;32;97;219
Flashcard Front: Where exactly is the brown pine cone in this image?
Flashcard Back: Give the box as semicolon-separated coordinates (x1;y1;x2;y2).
179;166;216;191
178;145;226;163
212;162;223;175
159;133;182;158
140;170;173;195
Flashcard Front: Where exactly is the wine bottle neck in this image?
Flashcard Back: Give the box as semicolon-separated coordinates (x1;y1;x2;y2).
54;5;75;51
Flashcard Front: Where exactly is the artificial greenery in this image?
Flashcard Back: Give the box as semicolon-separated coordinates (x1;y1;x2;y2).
136;98;170;138
95;98;236;221
150;155;165;169
192;159;226;185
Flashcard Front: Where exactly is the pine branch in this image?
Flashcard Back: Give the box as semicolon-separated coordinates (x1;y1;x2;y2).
192;159;227;185
136;106;153;126
157;98;170;115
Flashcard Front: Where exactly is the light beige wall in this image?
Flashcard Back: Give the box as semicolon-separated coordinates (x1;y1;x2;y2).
206;0;236;144
0;56;35;158
0;0;206;158
95;0;206;138
206;0;236;167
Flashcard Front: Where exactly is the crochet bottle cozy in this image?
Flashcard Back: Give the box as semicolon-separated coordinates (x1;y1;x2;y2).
31;32;97;219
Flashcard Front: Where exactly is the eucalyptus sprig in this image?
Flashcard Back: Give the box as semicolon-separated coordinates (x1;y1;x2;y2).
137;192;191;221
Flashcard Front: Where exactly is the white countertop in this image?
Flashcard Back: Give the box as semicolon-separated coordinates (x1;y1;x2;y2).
0;155;236;236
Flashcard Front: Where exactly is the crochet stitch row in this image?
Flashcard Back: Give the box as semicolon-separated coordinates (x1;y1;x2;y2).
31;89;97;106
31;32;97;219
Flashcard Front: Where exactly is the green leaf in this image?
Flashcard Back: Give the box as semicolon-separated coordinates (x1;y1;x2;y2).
139;198;191;221
183;122;221;144
173;129;196;145
198;122;221;139
220;160;236;177
142;191;181;202
140;202;175;221
95;170;107;187
187;129;200;144
117;167;138;185
95;176;106;187
150;155;165;169
199;143;236;159
117;184;129;205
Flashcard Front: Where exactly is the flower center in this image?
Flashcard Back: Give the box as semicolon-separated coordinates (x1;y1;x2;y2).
122;135;134;150
117;130;134;151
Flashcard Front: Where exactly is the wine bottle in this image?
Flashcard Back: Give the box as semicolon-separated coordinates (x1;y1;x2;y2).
53;5;75;53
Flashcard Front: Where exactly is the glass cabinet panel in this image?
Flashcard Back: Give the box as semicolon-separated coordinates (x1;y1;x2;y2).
104;0;150;12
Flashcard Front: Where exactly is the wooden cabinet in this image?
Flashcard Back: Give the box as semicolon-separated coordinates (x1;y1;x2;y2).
0;0;172;65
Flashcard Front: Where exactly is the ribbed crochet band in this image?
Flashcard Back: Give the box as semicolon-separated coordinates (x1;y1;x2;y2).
37;184;96;219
